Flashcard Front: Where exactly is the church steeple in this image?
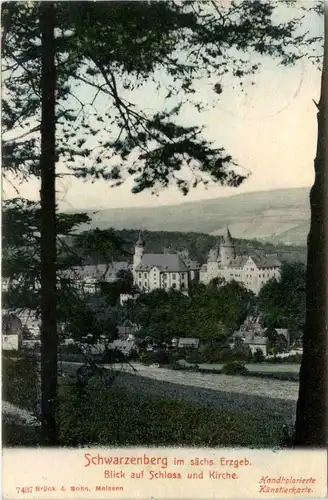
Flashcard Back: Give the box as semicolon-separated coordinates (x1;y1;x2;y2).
220;227;235;266
223;227;233;246
135;231;145;248
133;232;145;277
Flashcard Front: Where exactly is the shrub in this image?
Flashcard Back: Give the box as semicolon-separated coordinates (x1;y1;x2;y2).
167;351;180;364
253;349;265;363
149;350;170;365
280;354;302;364
185;352;203;364
171;361;183;370
201;345;251;363
139;351;151;364
230;348;250;363
197;346;214;363
218;347;234;362
222;361;248;376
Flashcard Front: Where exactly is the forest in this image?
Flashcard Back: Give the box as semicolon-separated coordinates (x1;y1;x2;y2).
65;227;307;265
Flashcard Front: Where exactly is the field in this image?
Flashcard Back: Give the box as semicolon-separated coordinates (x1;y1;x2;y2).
113;363;299;403
3;357;297;448
56;380;290;448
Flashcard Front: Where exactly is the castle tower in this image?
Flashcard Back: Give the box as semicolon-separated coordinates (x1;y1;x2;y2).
219;227;235;267
133;233;145;277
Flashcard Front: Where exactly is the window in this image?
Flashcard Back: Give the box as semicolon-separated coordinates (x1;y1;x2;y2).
144;272;147;278
138;272;142;278
172;274;176;280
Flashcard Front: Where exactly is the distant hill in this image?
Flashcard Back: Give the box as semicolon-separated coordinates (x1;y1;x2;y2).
79;187;311;246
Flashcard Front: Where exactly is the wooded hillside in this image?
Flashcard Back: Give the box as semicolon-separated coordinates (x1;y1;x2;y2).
68;228;307;265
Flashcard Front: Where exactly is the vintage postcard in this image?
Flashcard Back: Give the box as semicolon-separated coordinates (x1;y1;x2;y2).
2;0;328;499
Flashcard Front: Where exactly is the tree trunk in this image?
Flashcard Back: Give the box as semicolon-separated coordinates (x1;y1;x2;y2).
40;2;58;446
294;8;328;447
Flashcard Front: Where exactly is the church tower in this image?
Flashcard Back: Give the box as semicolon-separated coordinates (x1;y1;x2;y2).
133;233;145;278
219;227;235;267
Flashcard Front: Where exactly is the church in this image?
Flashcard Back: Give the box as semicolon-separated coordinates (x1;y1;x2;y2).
200;228;282;295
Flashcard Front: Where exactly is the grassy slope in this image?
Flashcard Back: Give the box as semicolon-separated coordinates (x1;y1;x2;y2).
57;382;285;448
77;187;310;245
2;356;292;448
2;370;287;447
3;385;285;448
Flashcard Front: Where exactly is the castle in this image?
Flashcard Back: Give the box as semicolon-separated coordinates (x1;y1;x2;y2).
132;234;198;293
132;229;281;295
199;228;281;295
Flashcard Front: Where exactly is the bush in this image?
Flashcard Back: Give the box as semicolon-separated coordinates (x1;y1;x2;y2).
222;361;248;376
280;354;302;364
199;345;251;364
217;347;234;362
253;349;265;363
197;346;214;363
167;351;180;364
149;350;170;365
139;351;151;364
185;352;203;364
231;348;251;363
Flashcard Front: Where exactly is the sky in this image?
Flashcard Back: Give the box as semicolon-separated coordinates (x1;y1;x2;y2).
3;2;323;211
